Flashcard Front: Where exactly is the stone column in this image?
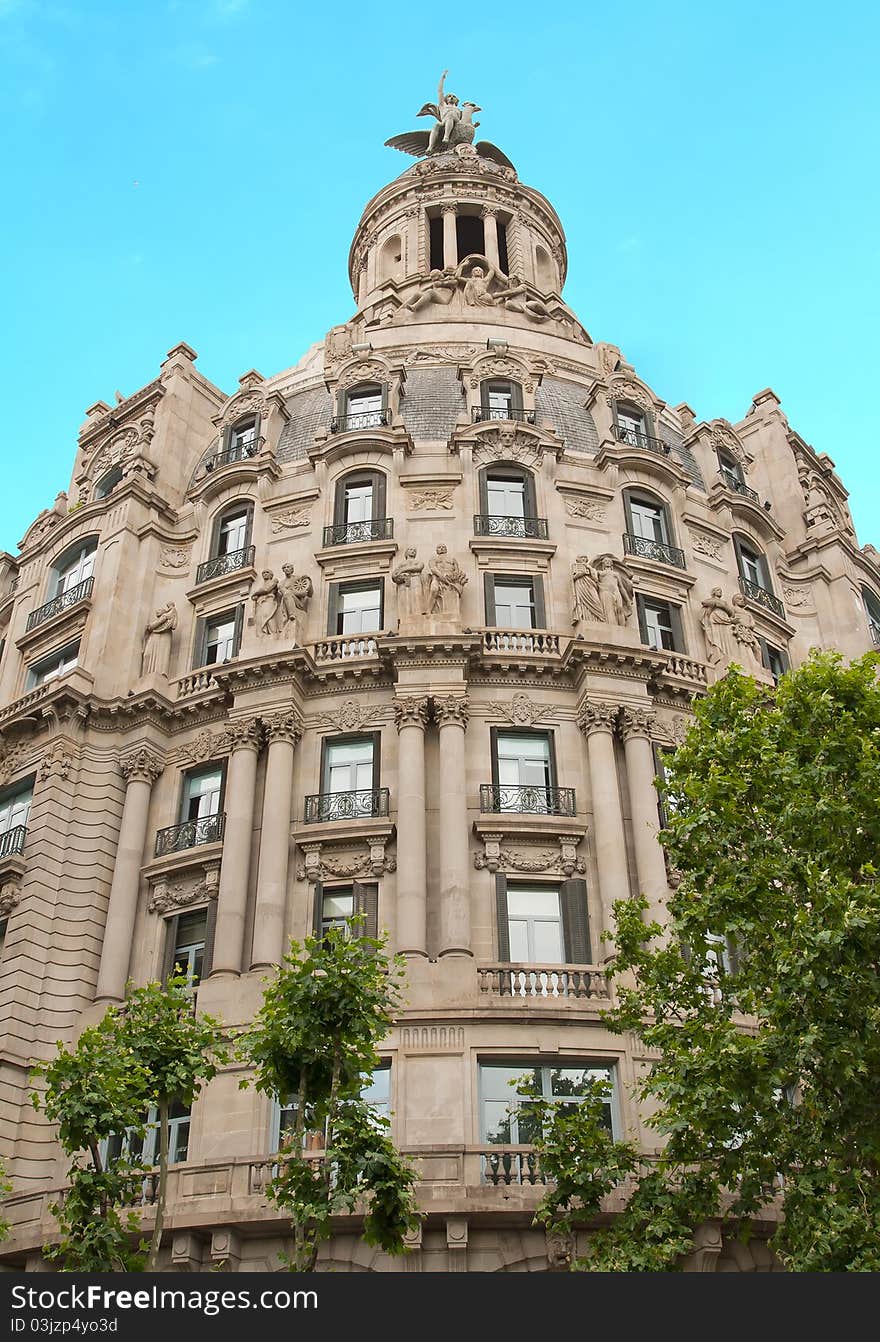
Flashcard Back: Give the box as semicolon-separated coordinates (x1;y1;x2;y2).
251;711;302;970
211;718;262;976
577;702;630;922
442;203;457;268
481;207;500;269
620;708;669;930
96;746;164;1003
393;696;430;957
435;695;472;957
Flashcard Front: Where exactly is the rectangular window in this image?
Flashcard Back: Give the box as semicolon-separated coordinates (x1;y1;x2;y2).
204;611;238;664
170;909;207;985
106;1101;191;1167
738;546;763;589
495;874;590;967
718;452;745;486
218;510;249;555
275;1063;391;1151
321;886;355;938
0;783;32;837
345;389;384;429
759;638;789;683
496;731;552;794
331;581;383;637
54;545;96;597
507;886;564;963
617;407;647;446
629;498;668;544
28;641;79;688
637;596;681;652
489;577;539;629
480;1063;616;1145
487;383;514;418
486;475;526;518
230;420;258;457
181;767;223;822
344;481;374;526
323;736;376;794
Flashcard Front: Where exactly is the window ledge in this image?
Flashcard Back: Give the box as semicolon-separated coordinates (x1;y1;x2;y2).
141;840;224;885
468;537;557;563
314;540;398;575
294;817;396;851
15;598;92;654
622;554;696;589
472;815;587;843
185;565;257;605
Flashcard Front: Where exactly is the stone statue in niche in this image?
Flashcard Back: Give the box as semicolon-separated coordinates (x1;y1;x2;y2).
392;547;426;630
276;563;313;643
250;569;281;637
141;601;178;678
571;555;633;628
426;544;468;621
730;593;762;664
700;587;736;665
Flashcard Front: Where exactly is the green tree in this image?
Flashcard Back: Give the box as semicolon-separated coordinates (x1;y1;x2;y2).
32;975;227;1271
240;922;422;1271
533;651;880;1271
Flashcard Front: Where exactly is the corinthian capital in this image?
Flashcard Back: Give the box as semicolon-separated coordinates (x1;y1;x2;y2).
262;710;304;746
576;701;618;737
226;717;264;752
433;695;470;729
393;696;430;731
619;707;657;743
120;746;165;785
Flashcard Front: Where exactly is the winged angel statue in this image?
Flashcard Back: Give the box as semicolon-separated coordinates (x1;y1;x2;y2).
385;71;515;169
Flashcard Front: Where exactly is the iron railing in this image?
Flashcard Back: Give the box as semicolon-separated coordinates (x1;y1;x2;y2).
479;783;576;817
330;409;390;433
304;788;390;824
473;514;549;540
322;519;393;547
195;545;255;585
472;407;536;424
154;812;225;857
25;577;94;632
203;440;261;474
738;577;785;620
613;423;670;455
720;470;759;503
623;531;686;569
0;826;26;859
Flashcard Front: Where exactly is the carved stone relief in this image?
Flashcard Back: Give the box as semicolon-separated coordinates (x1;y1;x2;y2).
297;841;396;882
0;742;34;785
175;729;231;766
159;546;192;569
425;545;467;624
488;693;556;727
269;507;312;533
781;584;810;608
38;743;73;782
571;555;634;628
687;528;724;561
472;428;542;470
407;489;456;511
0;884;21;918
563;496;606;522
402;345;478;365
312;699;386;732
474;847;587;876
149;875;217;915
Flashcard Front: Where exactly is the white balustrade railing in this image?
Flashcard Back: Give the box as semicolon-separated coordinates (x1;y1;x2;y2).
662;653;708;683
481;628;561;656
477;963;608;999
175;670;220;698
312;633;382;661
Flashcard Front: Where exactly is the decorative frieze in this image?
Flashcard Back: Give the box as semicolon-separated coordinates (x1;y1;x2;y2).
148;868;220;915
564;496;606;522
407;489;456;511
174;729;231;766
0;742;34;785
269;507;312;533
159;545;192;569
474;846;587;876
120;746;165;785
296;842;396;883
687;528;724;561
487;693;556;727
312;699;386;732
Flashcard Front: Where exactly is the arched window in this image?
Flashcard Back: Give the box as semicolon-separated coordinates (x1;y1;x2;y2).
221;416;259;464
613;400;653;449
863;587;880;647
477;378;524;424
196;502;255;585
733;534;773;594
95;465;123;499
476;465;546;539
51;537;98;598
326;471;389;546
622;489;684;569
334;383;387;433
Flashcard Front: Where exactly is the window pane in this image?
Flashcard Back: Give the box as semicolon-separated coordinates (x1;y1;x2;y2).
493;582;535;629
340;585;381;634
326;738;374;793
630;500;666;543
0;787;32;835
487;477;525;517
219;512;248;553
205;617;236;663
533;919;564;962
344;484;373;524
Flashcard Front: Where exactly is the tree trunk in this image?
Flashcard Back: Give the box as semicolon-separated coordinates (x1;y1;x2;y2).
147;1100;169;1271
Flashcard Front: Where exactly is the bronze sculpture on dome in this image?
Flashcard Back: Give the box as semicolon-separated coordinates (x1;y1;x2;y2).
385;70;515;169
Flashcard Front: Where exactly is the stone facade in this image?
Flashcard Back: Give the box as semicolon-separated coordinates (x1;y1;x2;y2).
0;92;876;1273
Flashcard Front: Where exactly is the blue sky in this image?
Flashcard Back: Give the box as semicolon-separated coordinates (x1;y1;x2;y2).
1;0;878;553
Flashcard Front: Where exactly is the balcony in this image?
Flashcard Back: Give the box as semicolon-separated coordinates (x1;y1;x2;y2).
304;788;390;824
203;441;261;475
25;577;93;632
474;515;549;541
738;577;785;621
472;407;536;425
480;1148;550;1187
195;545;255;586
720;471;759;503
0;826;26;860
322;518;393;548
623;532;686;570
330;409;390;434
480;629;560;656
154;813;225;858
479;783;576;818
613;424;670;455
477;963;608;1000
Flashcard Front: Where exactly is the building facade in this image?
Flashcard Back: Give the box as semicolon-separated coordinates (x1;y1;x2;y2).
1;85;878;1273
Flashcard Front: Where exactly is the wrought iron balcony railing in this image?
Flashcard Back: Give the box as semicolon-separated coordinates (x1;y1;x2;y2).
472;407;536;424
613;423;671;455
195;545;255;585
0;825;26;859
203;440;261;475
738;576;785;621
720;470;759;503
330;409;390;433
479;783;576;817
473;514;549;540
304;788;390;824
623;531;686;569
322;519;393;547
154;812;225;857
25;577;94;632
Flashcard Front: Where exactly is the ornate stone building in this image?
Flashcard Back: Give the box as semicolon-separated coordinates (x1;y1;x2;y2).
0;78;877;1272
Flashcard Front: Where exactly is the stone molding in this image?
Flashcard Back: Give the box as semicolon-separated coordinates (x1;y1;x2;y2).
37;744;74;782
120;746;165;785
148;861;221;914
393;696;430;730
296;841;396;882
474;844;587;877
433;695;470;729
311;698;386;732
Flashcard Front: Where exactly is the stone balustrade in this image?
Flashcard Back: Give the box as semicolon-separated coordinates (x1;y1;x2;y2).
662;652;708;683
480;628;561;656
311;633;383;662
175;669;220;697
477;963;608;1000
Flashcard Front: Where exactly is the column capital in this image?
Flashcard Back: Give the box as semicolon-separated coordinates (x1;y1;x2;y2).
393;696;430;731
576;701;618;737
433;694;470;729
440;201;458;215
480;204;499;219
619;707;657;743
120;746;164;785
262;710;303;746
226;717;264;753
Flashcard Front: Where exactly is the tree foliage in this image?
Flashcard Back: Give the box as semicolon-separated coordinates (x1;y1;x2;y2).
240;923;422;1270
32;975;227;1271
534;651;880;1271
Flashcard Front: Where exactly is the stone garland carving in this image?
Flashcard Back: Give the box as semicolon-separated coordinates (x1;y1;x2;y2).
149;877;216;915
433;695;470;729
393;697;431;730
141;602;178;679
687;529;724;561
488;693;556;727
294;852;398;883
467;357;534;393
269;507;312;533
571;555;634;628
336;359;389;393
38;744;73;781
618;707;657;742
407;489;455;511
263;710;304;745
402;345;479;365
781;584;810;608
474;847;587;876
564;496;606;522
577;701;618;735
120;746;165;785
312;698;385;733
159;546;191;569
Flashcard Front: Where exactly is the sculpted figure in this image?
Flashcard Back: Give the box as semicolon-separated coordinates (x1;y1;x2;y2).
277;563;313;642
700;587;736;665
385;71;514;169
804;475;836;527
392;547;426;625
571;555;604;625
455;255;565;324
250;569;281;637
426;71;462;153
427;543;468;619
730;593;762;664
141;601;178;678
395;268;459;318
571;555;632;627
